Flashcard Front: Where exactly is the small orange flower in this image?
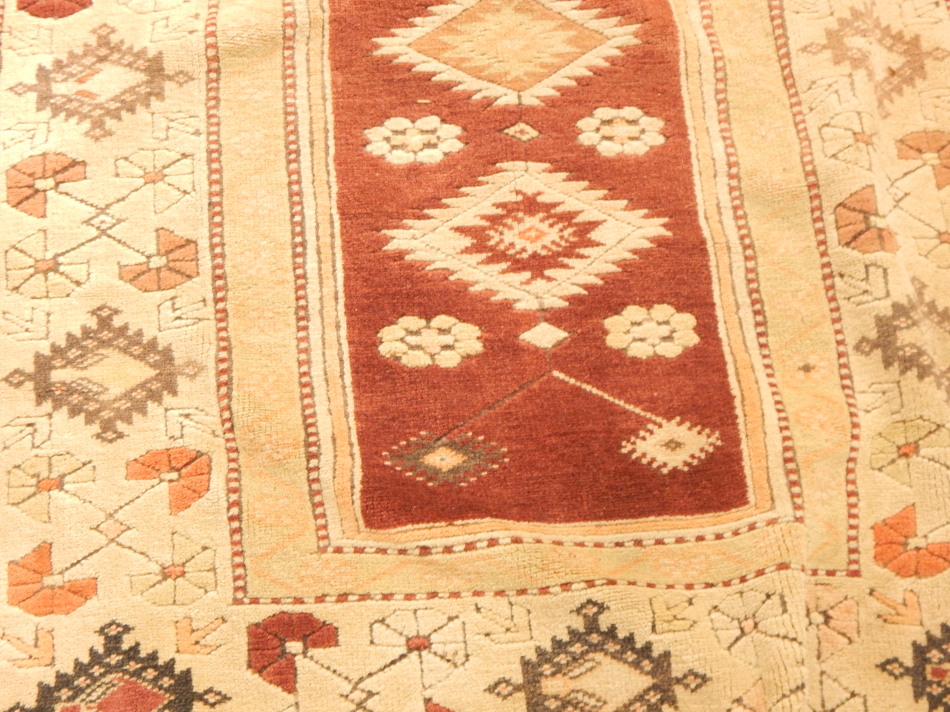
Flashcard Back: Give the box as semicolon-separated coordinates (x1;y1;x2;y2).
5;153;86;218
126;447;210;514
120;229;199;292
834;186;897;254
873;505;950;578
896;131;950;189
8;543;97;616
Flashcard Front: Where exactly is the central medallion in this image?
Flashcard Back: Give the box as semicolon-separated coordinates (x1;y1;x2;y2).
383;162;670;310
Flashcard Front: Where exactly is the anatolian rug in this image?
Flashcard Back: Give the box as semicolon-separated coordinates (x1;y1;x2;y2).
1;0;949;710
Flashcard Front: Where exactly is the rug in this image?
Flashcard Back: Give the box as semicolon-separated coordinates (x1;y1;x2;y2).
1;0;950;709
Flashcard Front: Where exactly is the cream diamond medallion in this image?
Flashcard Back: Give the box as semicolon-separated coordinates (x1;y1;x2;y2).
383;161;670;310
374;0;640;106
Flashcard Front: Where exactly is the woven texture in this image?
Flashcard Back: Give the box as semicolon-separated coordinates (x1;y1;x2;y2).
1;0;950;709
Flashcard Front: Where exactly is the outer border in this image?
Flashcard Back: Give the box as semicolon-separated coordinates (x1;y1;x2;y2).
766;0;861;577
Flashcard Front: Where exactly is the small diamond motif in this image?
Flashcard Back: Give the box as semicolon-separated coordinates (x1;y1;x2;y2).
503;122;541;142
520;322;570;350
621;419;721;474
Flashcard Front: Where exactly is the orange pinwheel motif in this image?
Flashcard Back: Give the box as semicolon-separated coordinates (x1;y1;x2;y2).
5;153;86;218
873;505;950;578
120;229;199;292
126;447;211;514
834;186;897;254
896;131;950;189
8;543;97;616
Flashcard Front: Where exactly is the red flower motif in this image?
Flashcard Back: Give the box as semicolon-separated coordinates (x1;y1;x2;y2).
247;613;338;693
834;186;897;254
873;505;950;578
8;543;97;616
126;447;211;514
120;229;199;292
17;0;91;18
896;131;950;189
6;153;86;218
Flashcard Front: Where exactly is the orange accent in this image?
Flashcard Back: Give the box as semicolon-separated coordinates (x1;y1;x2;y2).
897;443;918;458
142;170;166;184
873;505;950;578
36;477;62;492
5;153;86;218
516;225;548;243
7;543;96;616
406;635;431;651
853;132;873;145
32;259;58;274
163;565;187;580
127;447;211;514
120;229;199;293
74;90;98;100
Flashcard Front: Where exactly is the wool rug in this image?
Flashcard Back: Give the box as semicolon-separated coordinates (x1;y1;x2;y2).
1;0;950;709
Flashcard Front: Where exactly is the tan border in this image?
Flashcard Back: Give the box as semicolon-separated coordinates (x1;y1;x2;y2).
217;0;856;597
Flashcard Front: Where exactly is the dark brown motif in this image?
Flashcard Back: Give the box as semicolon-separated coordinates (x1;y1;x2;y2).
6;621;228;712
880;623;950;712
855;278;950;403
3;306;178;442
488;600;708;712
802;6;950;114
10;25;193;140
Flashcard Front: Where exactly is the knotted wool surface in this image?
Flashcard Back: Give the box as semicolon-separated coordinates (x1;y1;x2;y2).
1;0;950;710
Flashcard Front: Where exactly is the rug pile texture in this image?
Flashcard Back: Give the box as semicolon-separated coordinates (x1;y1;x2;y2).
1;0;950;709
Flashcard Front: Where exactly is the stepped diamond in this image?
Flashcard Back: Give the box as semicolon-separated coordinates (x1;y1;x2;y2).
374;0;639;106
383;162;670;310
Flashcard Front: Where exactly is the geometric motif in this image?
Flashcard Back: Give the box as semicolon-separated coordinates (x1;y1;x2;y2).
880;624;950;712
834;186;897;254
870;418;950;486
802;6;950;112
126;447;211;514
2;306;178;442
370;609;468;689
7;542;97;617
621;419;721;474
10;25;193;140
119;230;199;293
604;304;699;359
377;315;483;369
373;0;639;106
364;116;464;165
576;106;666;158
129;533;216;606
4;621;229;712
5;153;85;218
872;505;950;578
855;279;950;402
7;453;94;522
488;600;708;712
384;162;669;310
383;431;508;486
247;613;339;694
6;231;89;299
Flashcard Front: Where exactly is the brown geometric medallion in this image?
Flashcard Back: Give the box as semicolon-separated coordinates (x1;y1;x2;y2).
10;24;193;140
855;278;950;402
5;621;229;712
3;306;178;442
488;600;709;712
